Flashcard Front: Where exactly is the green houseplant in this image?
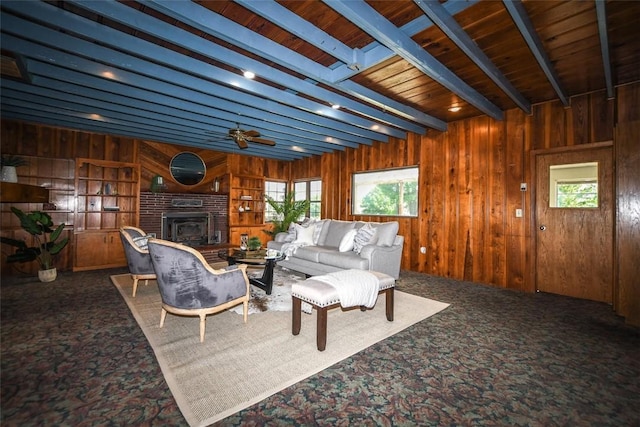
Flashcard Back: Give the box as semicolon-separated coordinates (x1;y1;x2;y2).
0;207;69;281
264;192;310;238
247;236;262;251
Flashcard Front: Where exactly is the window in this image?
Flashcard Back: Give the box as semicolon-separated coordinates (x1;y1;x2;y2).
550;162;598;208
352;167;418;216
294;179;322;219
264;180;287;222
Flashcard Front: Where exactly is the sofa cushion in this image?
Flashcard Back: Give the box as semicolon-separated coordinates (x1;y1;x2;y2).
372;222;399;247
318;250;369;270
321;220;356;247
338;229;357;252
353;223;378;254
294;245;336;262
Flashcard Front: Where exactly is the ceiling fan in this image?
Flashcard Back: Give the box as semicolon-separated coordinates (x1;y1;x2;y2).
225;123;276;149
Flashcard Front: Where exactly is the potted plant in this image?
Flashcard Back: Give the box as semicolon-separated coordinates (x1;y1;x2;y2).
247;236;262;251
0;207;69;282
264;192;310;237
1;155;28;183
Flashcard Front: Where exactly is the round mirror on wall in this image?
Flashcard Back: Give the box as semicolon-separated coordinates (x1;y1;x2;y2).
169;152;206;186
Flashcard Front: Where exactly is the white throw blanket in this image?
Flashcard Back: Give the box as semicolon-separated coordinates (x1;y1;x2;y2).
312;269;380;308
280;241;308;259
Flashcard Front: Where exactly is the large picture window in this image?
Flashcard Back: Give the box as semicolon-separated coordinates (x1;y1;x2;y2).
352;167;418;216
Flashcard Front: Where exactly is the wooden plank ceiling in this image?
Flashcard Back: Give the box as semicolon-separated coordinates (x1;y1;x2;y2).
1;0;638;161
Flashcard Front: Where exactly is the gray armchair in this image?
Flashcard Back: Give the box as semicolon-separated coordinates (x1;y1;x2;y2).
147;238;250;343
120;226;156;297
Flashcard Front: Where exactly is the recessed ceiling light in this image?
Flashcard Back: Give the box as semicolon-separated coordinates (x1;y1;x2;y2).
331;104;340;109
243;70;255;79
448;105;461;112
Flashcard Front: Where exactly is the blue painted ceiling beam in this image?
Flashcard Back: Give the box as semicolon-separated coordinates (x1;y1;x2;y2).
12;73;355;152
503;0;569;107
2;2;394;143
236;0;356;67
1;84;328;156
0;106;302;161
595;0;614;99
323;0;504;121
414;0;531;114
69;0;414;136
329;1;479;82
141;0;442;131
0;36;360;155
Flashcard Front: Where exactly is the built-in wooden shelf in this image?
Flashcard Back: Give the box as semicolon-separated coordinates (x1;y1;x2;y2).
0;182;48;203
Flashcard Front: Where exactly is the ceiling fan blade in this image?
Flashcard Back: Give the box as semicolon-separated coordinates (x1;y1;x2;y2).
244;130;260;137
247;137;276;146
236;138;249;149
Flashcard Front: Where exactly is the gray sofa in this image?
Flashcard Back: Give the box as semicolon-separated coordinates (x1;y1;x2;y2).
267;219;404;279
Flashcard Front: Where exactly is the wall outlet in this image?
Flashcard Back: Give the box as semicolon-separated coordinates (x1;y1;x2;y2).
420;246;427;254
520;183;527;191
515;209;523;218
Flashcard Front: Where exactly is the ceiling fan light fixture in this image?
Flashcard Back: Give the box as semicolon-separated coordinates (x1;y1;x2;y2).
242;70;255;79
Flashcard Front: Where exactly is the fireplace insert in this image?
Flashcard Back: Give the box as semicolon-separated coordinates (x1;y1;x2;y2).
161;212;217;246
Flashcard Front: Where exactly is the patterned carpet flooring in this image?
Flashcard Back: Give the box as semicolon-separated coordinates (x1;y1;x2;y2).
1;267;639;426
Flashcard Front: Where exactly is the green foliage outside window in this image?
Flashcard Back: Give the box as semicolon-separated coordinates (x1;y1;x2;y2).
556;182;598;208
352;167;418;216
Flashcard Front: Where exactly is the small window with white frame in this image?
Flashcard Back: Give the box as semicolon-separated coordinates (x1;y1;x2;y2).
294;179;322;219
264;180;287;222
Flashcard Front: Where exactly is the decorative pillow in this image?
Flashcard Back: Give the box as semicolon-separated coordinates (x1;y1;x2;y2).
293;223;316;245
338;229;357;252
132;235;151;250
353;223;378;254
372;222;399;247
312;219;328;245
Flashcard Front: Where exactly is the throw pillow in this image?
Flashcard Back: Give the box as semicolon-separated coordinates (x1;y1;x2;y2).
373;222;399;247
353;223;378;253
338;229;357;252
312;219;328;245
293;223;315;245
132;235;151;250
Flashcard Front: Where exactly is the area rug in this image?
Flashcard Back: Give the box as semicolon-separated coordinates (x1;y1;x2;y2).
110;273;450;427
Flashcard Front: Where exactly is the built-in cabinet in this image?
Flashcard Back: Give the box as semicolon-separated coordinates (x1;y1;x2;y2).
227;173;268;246
74;230;126;270
73;158;140;271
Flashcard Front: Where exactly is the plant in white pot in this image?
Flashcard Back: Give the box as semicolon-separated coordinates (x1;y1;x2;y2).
0;155;28;183
0;208;69;282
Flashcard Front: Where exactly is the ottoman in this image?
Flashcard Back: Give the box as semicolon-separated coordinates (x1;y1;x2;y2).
291;270;395;351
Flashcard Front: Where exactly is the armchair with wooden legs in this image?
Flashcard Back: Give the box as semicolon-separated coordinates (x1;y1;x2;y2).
146;238;251;343
119;226;156;297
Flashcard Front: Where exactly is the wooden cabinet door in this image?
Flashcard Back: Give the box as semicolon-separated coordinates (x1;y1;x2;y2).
74;231;126;271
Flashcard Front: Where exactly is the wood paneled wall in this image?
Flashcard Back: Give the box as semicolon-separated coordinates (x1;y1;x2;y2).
290;88;627;299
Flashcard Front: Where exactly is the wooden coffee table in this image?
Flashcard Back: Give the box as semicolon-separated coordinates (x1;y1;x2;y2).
218;248;284;295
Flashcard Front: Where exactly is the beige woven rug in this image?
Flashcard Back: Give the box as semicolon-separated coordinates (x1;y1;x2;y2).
111;273;449;427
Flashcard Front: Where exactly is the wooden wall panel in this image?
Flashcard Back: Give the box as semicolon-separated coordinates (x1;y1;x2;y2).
614;84;640;326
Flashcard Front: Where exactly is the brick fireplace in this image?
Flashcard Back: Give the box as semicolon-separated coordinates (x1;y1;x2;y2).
139;192;228;245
